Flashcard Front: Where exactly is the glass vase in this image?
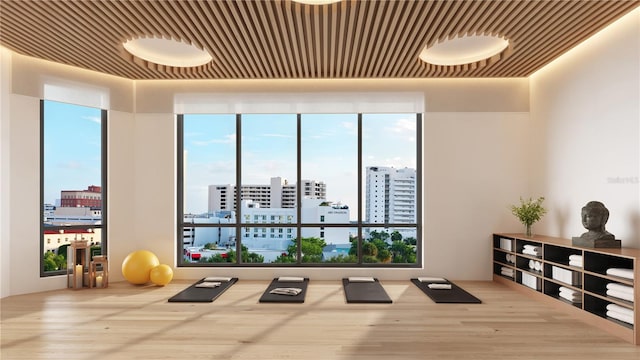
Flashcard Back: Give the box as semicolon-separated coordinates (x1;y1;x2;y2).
525;224;533;237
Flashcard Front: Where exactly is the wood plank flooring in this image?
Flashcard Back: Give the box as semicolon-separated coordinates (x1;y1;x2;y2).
2;280;640;359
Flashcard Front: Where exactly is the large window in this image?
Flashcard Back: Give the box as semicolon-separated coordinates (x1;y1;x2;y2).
177;112;421;266
41;100;107;276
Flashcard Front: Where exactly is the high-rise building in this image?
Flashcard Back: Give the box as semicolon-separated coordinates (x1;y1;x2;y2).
208;177;326;212
365;166;416;224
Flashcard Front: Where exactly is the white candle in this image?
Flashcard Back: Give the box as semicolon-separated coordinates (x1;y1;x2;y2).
96;275;103;288
75;264;83;288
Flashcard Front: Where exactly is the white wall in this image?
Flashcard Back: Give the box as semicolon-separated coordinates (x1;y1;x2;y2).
530;9;640;247
1;47;12;297
0;47;530;297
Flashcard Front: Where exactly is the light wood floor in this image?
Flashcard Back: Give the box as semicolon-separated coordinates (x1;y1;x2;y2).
2;280;640;360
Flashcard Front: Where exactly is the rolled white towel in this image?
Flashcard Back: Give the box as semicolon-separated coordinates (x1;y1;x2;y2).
606;268;634;280
348;277;375;283
606;310;634;325
203;276;232;282
196;281;221;288
278;276;305;282
606;303;634;318
606;289;634;302
523;244;540;250
568;260;583;268
428;283;452;290
418;277;446;283
569;254;583;262
534;261;542;272
529;259;535;269
270;287;302;296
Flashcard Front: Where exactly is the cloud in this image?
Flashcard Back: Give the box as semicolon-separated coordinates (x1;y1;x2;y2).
192;134;236;146
83;115;101;124
261;133;293;138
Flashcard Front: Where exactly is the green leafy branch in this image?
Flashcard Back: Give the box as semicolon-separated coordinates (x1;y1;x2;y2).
511;196;547;226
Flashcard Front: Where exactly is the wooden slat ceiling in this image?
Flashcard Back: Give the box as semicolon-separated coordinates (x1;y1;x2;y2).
1;0;638;79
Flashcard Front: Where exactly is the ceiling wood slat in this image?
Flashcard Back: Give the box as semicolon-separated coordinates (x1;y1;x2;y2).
0;0;637;80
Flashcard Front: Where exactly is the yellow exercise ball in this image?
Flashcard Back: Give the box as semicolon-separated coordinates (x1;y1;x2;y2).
121;250;160;285
150;264;173;286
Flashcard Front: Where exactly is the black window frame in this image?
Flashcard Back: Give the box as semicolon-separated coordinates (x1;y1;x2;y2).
40;100;108;277
177;112;422;267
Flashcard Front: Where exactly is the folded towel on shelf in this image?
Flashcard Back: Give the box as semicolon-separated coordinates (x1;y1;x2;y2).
195;281;222;288
500;267;514;278
606;303;634;318
606;283;634;295
522;248;541;257
269;287;303;296
418;277;446;283
569;254;583;262
606;289;635;302
568;260;583;268
523;244;540;250
278;276;305;282
558;291;581;303
427;283;452;290
203;277;232;282
606;310;634;325
606;268;634;280
348;277;375;283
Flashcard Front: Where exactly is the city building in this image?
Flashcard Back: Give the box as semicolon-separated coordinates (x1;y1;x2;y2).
186;199;351;261
60;185;102;208
208;177;326;212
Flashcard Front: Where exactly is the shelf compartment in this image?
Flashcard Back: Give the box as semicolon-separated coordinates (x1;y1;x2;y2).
584;252;634;278
494;249;514;267
494;262;515;280
543;279;582;308
544;244;582;267
545;263;582;287
518;270;542;292
516;239;542;258
516;256;543;276
494;235;515;252
584;294;634;330
584;273;635;305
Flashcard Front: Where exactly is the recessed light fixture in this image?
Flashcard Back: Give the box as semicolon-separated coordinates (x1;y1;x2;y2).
291;0;341;5
122;37;212;67
419;34;510;66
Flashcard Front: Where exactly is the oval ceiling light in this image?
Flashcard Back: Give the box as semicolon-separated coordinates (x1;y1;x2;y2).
292;0;341;4
419;34;510;66
123;37;212;67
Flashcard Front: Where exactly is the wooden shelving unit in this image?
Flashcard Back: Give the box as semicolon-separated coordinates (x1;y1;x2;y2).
493;233;640;345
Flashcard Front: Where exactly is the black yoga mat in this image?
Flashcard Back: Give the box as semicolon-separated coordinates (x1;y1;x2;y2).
342;278;392;304
168;278;238;303
410;278;482;304
259;278;309;303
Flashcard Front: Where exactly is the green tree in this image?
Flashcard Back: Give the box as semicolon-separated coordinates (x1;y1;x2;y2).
362;242;378;257
390;231;403;242
43;251;66;271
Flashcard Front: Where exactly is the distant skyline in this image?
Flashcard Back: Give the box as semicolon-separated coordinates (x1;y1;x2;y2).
42;102;418;221
183;113;417;220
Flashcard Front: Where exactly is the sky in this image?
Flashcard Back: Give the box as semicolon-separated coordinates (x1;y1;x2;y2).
42;100;418;221
43;100;102;206
183;113;418;219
